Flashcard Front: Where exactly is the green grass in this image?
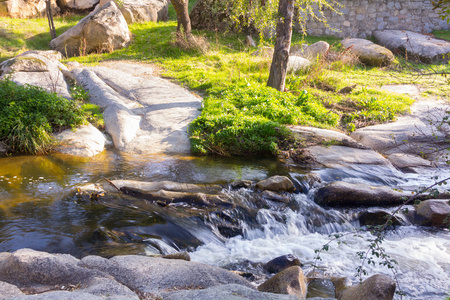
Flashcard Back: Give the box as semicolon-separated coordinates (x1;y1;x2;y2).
2;12;448;156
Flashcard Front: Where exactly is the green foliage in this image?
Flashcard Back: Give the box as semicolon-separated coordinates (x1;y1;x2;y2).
0;78;88;154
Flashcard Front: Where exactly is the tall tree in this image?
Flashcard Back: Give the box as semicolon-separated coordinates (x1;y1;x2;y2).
267;0;294;90
171;0;192;40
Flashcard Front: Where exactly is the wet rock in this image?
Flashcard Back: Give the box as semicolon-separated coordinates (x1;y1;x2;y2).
374;30;450;63
54;123;108;157
256;176;295;193
0;281;24;298
329;276;352;299
258;266;307;299
358;209;403;227
81;255;253;295
287;56;311;73
315;181;408;207
263;254;302;274
338;274;396;300
306;279;336;299
161;252;191;261
50;2;131;57
307;146;389;166
342;38;394;66
415;199;450;227
261;190;290;204
231;180;253;189
162;283;298;300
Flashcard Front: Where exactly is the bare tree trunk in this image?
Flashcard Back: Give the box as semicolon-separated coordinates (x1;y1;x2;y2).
46;0;57;39
267;0;294;91
171;0;192;40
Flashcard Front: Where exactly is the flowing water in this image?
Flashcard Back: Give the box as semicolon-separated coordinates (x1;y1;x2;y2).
0;151;449;299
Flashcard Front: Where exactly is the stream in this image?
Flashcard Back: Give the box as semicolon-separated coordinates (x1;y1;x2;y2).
0;151;449;299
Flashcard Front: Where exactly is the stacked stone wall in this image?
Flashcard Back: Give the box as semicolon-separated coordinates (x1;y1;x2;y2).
302;0;450;38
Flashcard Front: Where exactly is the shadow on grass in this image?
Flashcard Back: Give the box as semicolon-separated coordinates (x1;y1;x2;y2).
26;24;76;51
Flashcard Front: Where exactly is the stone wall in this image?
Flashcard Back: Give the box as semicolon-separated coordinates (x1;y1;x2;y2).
302;0;450;38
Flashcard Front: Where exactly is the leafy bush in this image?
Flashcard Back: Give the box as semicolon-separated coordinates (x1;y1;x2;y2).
0;78;88;154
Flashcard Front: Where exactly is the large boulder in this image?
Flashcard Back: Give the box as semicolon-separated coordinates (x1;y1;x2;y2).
0;0;58;18
258;266;307;299
50;1;131;57
81;255;254;295
0;52;71;99
415;199;450;227
315;181;410;207
290;41;329;61
306;145;390;166
373;30;450;63
96;0;168;23
338;274;396;300
54;123;108;157
342;38;394;66
59;0;99;12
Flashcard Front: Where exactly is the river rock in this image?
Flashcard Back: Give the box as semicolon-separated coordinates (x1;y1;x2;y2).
54;123;108;157
0;53;71;99
101;179;222;194
287;56;311;73
338;274;396;300
0;0;58;18
256;176;295;193
0;281;24;298
258;266;307;299
315;181;409;207
289;126;368;149
103;103;141;150
358;209;404;227
387;153;432;169
415;199;450;227
306;145;390;166
373;30;450;63
59;0;99;11
231;180;253;189
163;284;298;300
263;254;302;274
81;255;254;295
50;1;130;57
161;252;191;261
290;41;329;61
261;190;290;204
342;38;394;66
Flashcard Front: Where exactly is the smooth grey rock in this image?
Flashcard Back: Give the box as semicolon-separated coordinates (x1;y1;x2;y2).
315;181;409;207
306;145;390;166
54;123;107;157
415;199;450;227
373;30;450;63
258;266;307;299
81;255;253;295
339;274;396;300
342;38;394;66
290;41;329;60
162;284;298;300
387;153;432;169
287;56;311;73
50;2;130;57
0;0;58;18
101;179;222;194
103;103;141;150
0;281;24;299
289;126;367;149
263;254;301;274
0;53;71;99
256;176;295;192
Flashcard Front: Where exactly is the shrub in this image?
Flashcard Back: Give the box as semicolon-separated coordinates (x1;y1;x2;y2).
0;78;88;154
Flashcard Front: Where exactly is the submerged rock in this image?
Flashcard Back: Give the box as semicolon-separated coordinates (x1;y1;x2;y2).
358;209;404;227
338;274;396;300
258;266;307;299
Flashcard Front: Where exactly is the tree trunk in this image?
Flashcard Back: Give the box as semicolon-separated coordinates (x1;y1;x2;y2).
171;0;192;40
267;0;294;91
46;0;57;39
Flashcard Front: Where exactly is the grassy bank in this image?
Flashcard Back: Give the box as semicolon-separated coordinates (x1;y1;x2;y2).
1;10;448;156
